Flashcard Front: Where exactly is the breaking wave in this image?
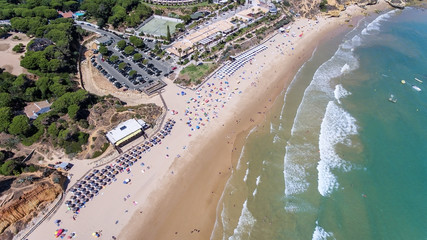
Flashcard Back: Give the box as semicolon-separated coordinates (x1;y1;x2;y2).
228;200;256;240
318;101;357;196
312;221;334;240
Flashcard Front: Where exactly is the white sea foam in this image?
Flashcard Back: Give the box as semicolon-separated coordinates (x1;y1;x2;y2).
236;146;245;170
318;101;357;196
283;143;312;196
285;19;363;199
273;134;280;143
228;200;256;240
340;63;350;74
252;188;257;197
247;126;257;139
284;195;315;213
334;84;351;104
362;9;397;35
220;203;228;236
270;122;275;134
312;223;334;240
255;176;261;186
243;168;249;182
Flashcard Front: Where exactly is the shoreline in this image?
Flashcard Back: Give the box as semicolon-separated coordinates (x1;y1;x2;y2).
120;5;382;240
25;3;392;240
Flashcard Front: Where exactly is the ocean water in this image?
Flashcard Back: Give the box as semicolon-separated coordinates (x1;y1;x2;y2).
211;7;427;240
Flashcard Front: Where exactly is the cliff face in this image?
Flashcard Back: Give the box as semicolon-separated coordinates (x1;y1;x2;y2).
0;174;65;239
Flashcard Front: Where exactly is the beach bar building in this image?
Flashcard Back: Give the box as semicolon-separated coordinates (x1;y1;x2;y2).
106;119;147;147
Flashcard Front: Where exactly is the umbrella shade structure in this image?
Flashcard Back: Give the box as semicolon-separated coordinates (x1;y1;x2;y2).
55;228;64;238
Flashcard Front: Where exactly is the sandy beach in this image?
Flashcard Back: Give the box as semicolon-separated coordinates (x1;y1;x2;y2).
25;3;391;240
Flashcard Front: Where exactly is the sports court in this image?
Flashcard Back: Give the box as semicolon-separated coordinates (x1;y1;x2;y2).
138;16;183;37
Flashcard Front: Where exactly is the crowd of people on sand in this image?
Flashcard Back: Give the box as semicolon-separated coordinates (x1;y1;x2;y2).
46;20;324;240
173;21;323;134
55;119;176;239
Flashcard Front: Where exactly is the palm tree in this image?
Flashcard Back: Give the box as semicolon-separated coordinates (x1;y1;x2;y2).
178;48;182;60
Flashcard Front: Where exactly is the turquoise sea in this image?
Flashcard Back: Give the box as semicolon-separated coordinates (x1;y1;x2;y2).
211;7;427;240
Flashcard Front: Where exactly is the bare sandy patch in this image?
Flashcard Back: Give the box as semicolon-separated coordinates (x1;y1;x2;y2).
0;33;32;76
0;43;10;51
2;65;13;73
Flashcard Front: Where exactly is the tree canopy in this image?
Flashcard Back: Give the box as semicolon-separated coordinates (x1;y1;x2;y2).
81;0;153;28
8;115;31;136
124;45;135;55
99;45;108;55
117;40;126;50
133;53;142;61
129;36;144;48
0;107;12;132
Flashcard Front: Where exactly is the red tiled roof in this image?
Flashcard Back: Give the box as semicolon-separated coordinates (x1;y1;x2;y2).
58;11;73;18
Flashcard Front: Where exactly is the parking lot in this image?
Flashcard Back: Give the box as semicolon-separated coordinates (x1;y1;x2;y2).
79;22;176;94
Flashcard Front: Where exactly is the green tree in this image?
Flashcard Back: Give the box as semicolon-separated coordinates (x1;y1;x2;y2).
99;45;108;55
129;36;144;48
0;93;12;108
24;87;40;101
109;55;119;63
67;104;80;120
8;115;31;136
124;45;135;55
0;159;16;176
35;77;52;99
192;6;198;13
58;128;71;140
48;122;59;137
49;82;67;97
48;59;61;72
319;0;328;11
133;53;142;61
180;15;191;24
12;43;25;53
166;25;171;42
97;18;106;28
175;23;185;32
118;62;127;70
0;107;12;132
117;40;126;50
129;70;137;77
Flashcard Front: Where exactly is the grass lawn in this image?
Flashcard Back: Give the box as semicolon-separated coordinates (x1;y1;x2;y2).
178;63;213;85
